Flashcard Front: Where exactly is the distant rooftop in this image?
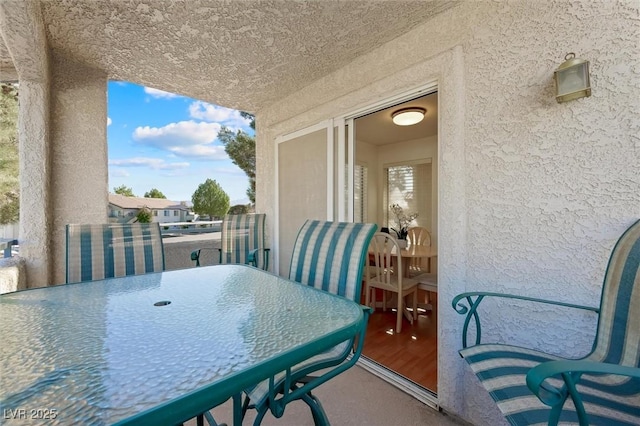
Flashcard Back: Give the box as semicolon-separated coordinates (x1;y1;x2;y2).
108;193;192;211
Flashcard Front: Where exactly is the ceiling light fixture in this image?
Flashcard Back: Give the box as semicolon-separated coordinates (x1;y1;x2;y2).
391;107;426;126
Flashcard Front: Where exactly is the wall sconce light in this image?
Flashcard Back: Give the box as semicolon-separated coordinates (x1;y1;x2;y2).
554;53;591;103
392;107;426;126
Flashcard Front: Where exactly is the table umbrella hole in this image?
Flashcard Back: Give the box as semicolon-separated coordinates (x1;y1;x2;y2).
154;300;171;306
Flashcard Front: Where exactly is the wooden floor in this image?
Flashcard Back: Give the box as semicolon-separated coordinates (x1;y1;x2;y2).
361;289;438;393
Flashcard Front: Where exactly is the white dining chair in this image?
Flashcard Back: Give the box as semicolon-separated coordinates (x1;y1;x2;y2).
406;226;432;276
365;232;418;333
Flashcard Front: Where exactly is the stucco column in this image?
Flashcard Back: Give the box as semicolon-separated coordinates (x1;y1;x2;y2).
50;56;108;285
0;0;53;288
18;81;52;288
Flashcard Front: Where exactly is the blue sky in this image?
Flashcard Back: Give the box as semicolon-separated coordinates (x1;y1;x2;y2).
107;81;253;205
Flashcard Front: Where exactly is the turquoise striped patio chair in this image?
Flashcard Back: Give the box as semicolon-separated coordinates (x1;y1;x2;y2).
452;219;640;425
191;213;269;270
66;223;165;284
240;220;377;425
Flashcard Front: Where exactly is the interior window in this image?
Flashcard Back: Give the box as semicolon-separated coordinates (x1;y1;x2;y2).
383;161;432;230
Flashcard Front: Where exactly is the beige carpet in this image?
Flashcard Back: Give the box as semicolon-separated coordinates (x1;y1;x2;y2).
189;366;467;426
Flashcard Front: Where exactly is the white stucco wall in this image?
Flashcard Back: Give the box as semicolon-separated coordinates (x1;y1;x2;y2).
256;1;640;424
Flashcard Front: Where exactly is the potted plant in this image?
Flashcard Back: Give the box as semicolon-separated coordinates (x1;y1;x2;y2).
389;203;418;248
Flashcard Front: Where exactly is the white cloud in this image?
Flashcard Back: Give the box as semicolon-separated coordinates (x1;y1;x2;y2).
168;145;227;159
107;117;112;126
109;157;190;170
144;86;180;99
188;101;250;127
132;121;227;160
133;121;220;146
110;169;130;177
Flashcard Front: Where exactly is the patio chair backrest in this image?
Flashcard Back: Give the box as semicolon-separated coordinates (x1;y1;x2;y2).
220;213;267;269
66;223;165;284
589;218;640;366
289;220;377;301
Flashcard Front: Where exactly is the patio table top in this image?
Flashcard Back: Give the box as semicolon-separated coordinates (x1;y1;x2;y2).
0;264;364;425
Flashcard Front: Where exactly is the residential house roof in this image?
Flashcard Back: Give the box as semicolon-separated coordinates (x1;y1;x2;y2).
108;194;191;211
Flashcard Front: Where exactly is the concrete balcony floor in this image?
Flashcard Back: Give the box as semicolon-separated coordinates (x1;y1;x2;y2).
187;365;468;426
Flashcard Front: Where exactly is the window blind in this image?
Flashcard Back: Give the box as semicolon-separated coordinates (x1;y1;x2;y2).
354;164;368;222
384;162;431;230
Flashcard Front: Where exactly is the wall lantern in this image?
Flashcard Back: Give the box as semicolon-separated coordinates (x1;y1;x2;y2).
392;107;426;126
554;53;591;103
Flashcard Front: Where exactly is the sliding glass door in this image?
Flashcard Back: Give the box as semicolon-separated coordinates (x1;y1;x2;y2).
275;119;356;275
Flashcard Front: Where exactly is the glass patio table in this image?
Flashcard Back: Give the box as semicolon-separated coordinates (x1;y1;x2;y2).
0;264;365;425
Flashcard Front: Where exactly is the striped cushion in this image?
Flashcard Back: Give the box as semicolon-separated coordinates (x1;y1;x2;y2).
66;223;165;283
460;219;640;425
288;220;376;301
460;344;640;425
220;214;267;269
246;220;377;405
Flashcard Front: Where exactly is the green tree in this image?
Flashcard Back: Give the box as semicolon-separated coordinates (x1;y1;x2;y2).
113;185;135;197
228;204;250;215
218;112;255;203
0;83;19;225
191;179;230;220
144;188;166;199
136;206;152;223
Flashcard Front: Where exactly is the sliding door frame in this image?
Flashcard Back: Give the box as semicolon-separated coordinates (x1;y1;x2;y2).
274;119;334;275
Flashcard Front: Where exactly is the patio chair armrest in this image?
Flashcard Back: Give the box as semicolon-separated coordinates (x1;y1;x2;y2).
526;359;640;424
1;238;18;258
190;248;221;267
451;291;599;348
247;248;271;270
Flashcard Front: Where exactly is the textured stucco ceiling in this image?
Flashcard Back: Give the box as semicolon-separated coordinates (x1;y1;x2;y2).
0;0;458;111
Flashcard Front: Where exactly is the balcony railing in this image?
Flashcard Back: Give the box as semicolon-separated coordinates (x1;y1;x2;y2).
159;220;222;236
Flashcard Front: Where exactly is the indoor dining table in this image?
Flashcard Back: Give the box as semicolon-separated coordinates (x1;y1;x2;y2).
396;243;437;277
398;244;438;313
0;264;366;425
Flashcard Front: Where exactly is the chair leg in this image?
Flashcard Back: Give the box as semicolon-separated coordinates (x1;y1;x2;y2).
301;392;330;426
241;394;250;419
365;283;370;307
204;411;228;426
383;290;387;312
396;296;403;333
231;393;242;426
412;290;418;321
252;404;269;426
